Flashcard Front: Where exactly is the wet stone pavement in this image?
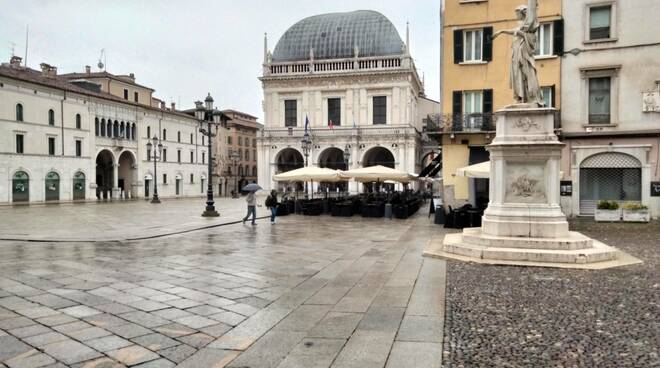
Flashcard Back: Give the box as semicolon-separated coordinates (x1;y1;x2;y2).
0;207;445;368
441;220;659;368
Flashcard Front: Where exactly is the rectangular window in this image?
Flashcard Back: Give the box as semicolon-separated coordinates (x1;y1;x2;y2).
16;134;24;154
162;129;167;141
177;131;181;142
162;149;167;162
328;98;341;126
147;149;151;161
123;89;128;100
177;150;181;163
373;96;387;124
75;140;82;157
284;100;297;127
48;137;56;156
75;114;81;129
463;29;483;62
535;23;553;56
134;92;139;102
589;77;611;124
253;149;256;161
147;126;151;138
190;174;194;183
238;136;242;146
163;174;167;184
590;6;611;40
190;151;194;163
463;91;483;114
541;86;554;108
190;133;193;143
227;136;232;144
253;139;256;148
245;150;249;161
202;152;205;164
202;136;205;146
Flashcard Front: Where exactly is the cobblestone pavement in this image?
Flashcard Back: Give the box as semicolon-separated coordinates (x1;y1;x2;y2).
442;220;659;368
0;210;445;367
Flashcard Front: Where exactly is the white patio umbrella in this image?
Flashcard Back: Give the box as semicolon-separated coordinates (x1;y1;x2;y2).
341;165;414;183
455;161;490;179
273;166;344;182
273;166;345;199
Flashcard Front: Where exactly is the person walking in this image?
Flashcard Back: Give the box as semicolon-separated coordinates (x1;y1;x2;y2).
242;191;257;225
265;190;279;224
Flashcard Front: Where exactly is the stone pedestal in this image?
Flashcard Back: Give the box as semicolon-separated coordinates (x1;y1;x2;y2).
424;107;639;269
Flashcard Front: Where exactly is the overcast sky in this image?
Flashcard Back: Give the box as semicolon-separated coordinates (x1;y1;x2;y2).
0;0;440;121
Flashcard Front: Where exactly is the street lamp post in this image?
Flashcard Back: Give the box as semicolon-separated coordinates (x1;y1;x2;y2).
301;131;312;197
343;145;351;196
230;150;240;198
146;136;163;204
196;93;223;217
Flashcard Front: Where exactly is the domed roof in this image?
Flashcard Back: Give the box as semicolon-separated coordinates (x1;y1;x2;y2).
272;10;405;62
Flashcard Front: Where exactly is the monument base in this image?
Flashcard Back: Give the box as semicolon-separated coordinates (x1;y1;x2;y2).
424;230;641;269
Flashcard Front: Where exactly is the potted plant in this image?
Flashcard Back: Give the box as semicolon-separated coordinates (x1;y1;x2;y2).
594;200;621;222
622;202;650;223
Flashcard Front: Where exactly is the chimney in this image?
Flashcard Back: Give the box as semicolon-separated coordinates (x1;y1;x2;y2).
85;65;91;74
128;73;135;81
171;102;176;111
39;63;57;77
161;101;166;109
9;56;22;67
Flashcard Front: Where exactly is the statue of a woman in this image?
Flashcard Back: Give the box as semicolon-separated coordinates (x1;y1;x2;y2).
492;0;544;107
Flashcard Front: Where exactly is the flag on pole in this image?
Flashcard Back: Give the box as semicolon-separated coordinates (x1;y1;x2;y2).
328;119;334;130
304;115;310;133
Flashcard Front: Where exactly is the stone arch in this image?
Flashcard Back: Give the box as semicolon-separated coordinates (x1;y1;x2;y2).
95;149;116;199
362;146;395;168
318;147;347;170
275;147;304;173
118;150;137;198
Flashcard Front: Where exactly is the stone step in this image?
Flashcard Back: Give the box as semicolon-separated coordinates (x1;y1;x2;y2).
461;227;593;250
438;233;619;265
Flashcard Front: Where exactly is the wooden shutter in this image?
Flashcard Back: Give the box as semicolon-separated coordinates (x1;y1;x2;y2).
454;30;463;64
553;19;564;56
482;27;493;62
452;91;463;114
482;89;493;113
550;85;556;108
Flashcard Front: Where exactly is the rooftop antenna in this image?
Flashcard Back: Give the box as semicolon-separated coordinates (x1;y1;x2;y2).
98;49;106;70
24;25;28;66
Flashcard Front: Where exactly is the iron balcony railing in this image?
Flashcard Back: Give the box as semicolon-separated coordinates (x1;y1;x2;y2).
422;110;561;134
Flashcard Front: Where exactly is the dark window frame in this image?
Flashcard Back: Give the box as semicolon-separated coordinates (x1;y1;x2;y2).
48;109;55;126
75;114;82;129
284;100;297;127
373;96;387;124
16;134;24;154
16;103;23;121
75;140;82;157
328;98;341;126
48;137;56;156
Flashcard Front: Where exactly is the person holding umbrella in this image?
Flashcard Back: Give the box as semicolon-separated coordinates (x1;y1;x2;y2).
265;190;279;224
242;182;262;225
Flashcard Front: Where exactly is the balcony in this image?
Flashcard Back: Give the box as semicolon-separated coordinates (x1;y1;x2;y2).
423;110;561;134
261;124;416;139
264;55;410;77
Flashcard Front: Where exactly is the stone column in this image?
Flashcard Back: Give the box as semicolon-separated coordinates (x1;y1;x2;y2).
112;163;120;199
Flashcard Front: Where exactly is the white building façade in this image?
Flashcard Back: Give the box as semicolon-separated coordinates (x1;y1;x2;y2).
257;10;439;193
0;57;210;204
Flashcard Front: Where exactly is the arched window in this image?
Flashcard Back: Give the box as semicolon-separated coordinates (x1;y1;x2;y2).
45;171;60;201
113;121;119;137
95;118;99;136
76;114;81;129
100;119;106;136
177;131;181;143
73;171;85;200
48;109;55;125
131;124;136;140
245;150;250;161
12;171;29;202
16;103;24;121
244;165;249;176
238;166;244;176
147;126;151;139
252;166;257;176
120;122;125;139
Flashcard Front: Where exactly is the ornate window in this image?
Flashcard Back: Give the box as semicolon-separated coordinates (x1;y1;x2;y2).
285;100;297;127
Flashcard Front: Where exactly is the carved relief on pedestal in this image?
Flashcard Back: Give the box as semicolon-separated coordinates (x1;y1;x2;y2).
642;91;660;112
505;163;546;203
514;117;540;131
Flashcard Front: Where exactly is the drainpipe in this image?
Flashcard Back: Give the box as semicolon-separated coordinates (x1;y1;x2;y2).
61;91;66;155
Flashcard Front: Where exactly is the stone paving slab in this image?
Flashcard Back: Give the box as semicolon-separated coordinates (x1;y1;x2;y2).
0;206;445;367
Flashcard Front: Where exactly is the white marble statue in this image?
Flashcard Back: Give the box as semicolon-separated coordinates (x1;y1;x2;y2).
492;0;544;107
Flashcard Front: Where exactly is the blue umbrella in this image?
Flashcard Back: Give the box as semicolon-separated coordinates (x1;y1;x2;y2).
242;183;263;192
